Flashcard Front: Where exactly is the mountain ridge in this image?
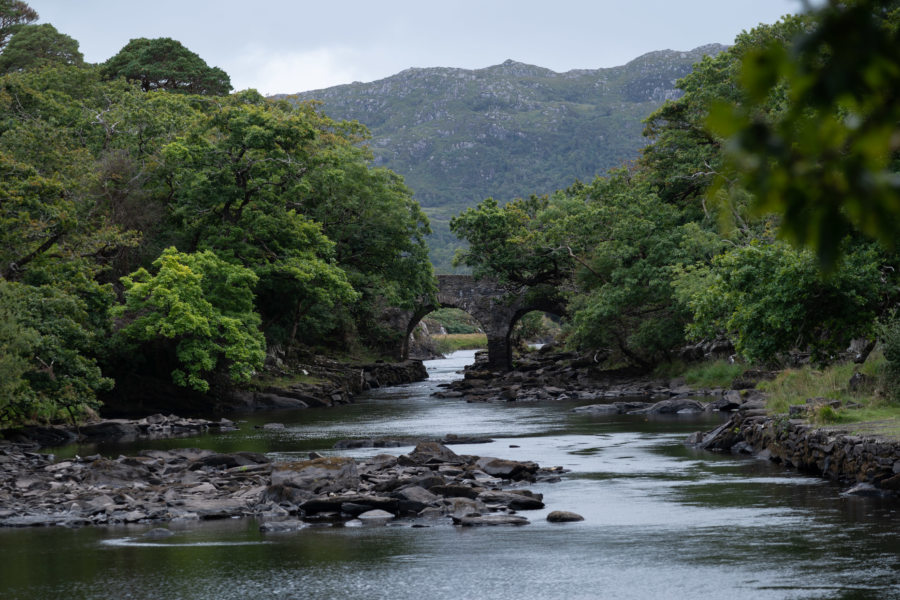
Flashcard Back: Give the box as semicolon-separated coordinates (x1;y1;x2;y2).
276;44;728;270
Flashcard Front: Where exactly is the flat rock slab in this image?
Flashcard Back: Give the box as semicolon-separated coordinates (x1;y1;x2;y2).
358;509;394;521
572;402;651;414
453;514;530;526
259;519;308;532
477;490;544;510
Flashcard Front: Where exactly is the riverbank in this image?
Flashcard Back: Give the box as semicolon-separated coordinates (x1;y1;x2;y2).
1;358;427;450
689;402;900;495
0;440;567;529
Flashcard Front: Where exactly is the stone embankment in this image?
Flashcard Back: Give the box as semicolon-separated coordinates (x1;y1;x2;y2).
688;395;900;495
0;441;569;529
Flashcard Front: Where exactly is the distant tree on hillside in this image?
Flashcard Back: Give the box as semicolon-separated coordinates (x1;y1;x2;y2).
103;37;231;95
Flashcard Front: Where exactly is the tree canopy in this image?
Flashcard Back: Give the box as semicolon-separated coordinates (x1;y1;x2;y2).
103;37;232;95
0;24;434;424
0;0;36;50
0;23;82;73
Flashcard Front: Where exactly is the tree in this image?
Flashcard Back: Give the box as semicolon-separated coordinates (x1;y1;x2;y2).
675;241;888;365
114;248;266;393
102;37;231;95
0;0;36;50
450;195;571;288
160;92;360;345
561;173;693;366
0;24;83;73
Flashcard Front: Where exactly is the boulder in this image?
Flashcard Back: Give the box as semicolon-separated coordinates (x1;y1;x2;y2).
394;485;440;512
301;494;397;515
405;442;462;465
572;402;651;415
546;510;584;522
474;457;538;480
271;457;359;495
82;459;151;488
175;497;248;519
430;484;481;499
78;420;139;440
190;452;270;470
444;497;487;519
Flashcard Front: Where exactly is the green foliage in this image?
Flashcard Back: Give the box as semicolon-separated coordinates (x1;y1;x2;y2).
759;353;894;419
880;312;900;401
0;24;83;73
450;195;570;287
161;92;433;348
562;173;694;366
0;0;37;50
431;333;487;354
682;360;747;389
0;19;438;422
707;0;900;268
114;248;266;392
426;308;482;334
511;312;552;347
103;37;231;95
676;241;887;365
447;9;898;372
0;279;113;424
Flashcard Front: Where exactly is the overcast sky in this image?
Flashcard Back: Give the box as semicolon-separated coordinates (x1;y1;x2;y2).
26;1;811;95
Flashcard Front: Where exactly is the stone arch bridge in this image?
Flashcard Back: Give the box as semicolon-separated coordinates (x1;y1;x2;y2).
388;275;565;371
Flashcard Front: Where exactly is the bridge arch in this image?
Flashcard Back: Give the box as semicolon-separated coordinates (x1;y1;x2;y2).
400;275;566;371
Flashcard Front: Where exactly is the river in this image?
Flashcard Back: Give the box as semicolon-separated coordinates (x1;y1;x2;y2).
1;350;898;600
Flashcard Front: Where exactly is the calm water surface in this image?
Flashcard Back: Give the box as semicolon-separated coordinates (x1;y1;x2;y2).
1;351;898;600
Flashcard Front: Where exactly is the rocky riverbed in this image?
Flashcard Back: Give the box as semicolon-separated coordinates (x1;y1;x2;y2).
434;348;756;414
0;441;568;529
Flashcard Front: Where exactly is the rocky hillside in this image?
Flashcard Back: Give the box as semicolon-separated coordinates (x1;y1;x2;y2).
282;44;727;270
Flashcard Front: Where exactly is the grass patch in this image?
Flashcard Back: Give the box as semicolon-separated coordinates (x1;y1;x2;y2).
653;359;746;389
250;372;325;390
683;360;746;389
432;333;487;354
426;308;482;334
758;351;900;426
